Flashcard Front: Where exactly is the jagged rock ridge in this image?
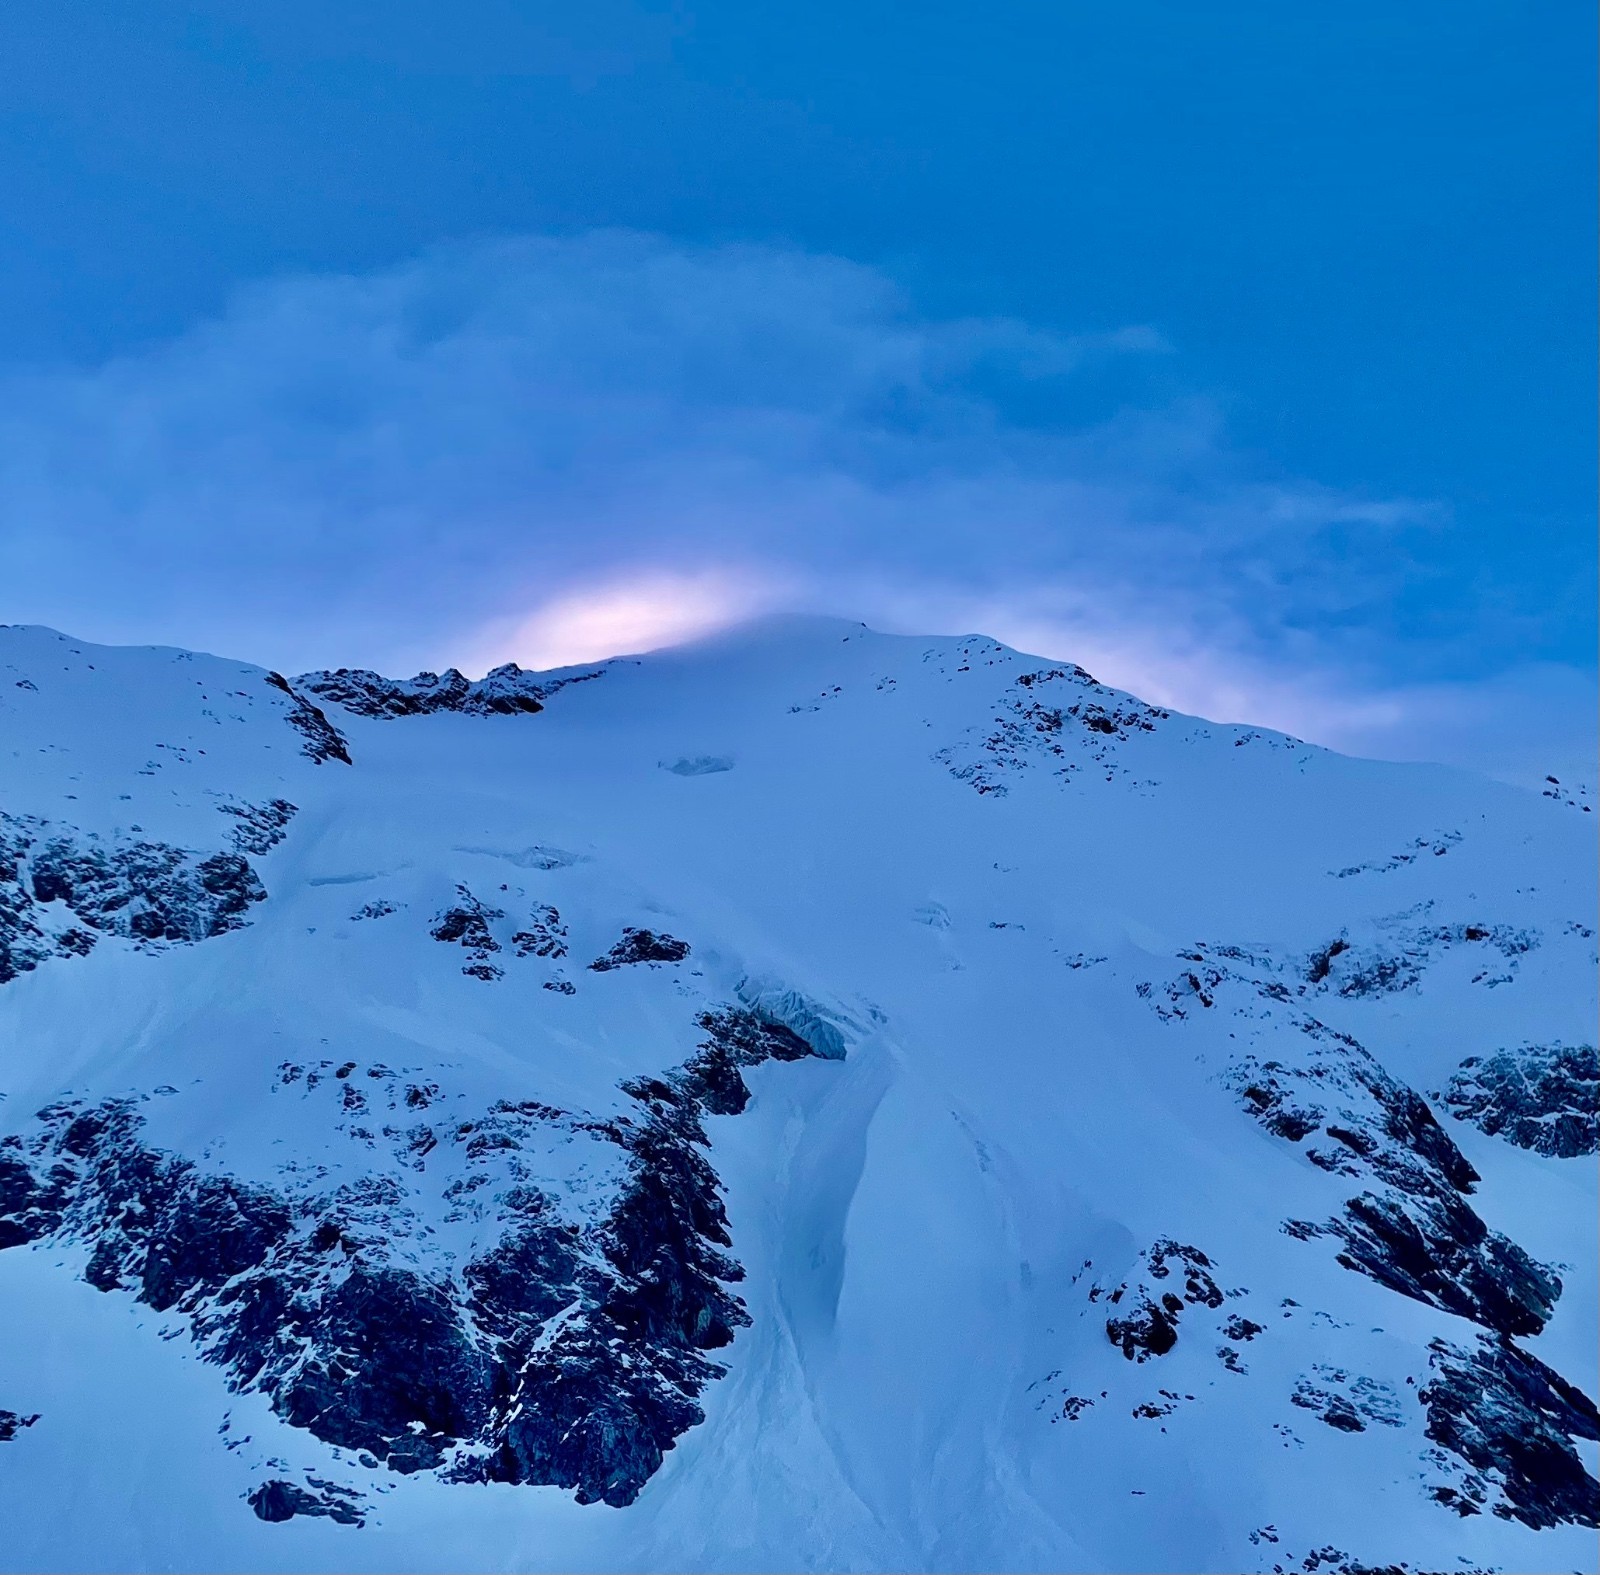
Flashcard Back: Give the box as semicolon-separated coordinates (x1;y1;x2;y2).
296;662;584;719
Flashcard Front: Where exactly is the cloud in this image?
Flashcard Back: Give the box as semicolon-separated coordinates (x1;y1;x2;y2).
463;567;781;672
1315;663;1599;790
0;229;1585;782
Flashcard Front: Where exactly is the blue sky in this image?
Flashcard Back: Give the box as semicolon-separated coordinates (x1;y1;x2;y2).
0;2;1593;780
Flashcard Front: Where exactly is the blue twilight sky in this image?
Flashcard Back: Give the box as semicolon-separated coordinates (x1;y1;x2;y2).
0;1;1594;781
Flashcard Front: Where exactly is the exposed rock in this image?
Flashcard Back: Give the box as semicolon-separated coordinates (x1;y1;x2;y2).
0;1136;68;1248
264;673;352;764
1289;1366;1403;1433
0;817;50;984
1099;1239;1224;1362
935;662;1168;797
1228;1021;1559;1338
1277;1551;1487;1575
589;928;691;972
1306;938;1351;986
1330;831;1463;879
1442;1043;1598;1158
1106;1297;1178;1362
512;905;568;959
661;756;734;776
430;887;504;978
1302;923;1538;997
296;664;549;719
217;797;298;856
1;812;267;985
0;1408;39;1441
32;839;264;945
635;1007;814;1119
1420;1335;1600;1529
248;1478;366;1526
1131;1399;1177;1420
1539;776;1595;813
1322;1189;1560;1339
0;1007;831;1509
1180;920;1540;1006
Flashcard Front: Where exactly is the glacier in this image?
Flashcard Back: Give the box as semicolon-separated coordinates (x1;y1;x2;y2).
0;615;1594;1573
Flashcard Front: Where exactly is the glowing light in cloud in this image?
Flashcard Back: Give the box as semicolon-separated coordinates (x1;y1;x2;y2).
468;567;782;672
457;562;1585;788
0;229;1582;784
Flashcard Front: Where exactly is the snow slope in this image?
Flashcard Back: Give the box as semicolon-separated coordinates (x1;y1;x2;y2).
0;616;1594;1574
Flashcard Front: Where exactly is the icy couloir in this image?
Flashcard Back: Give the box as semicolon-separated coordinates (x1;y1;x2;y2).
0;616;1595;1575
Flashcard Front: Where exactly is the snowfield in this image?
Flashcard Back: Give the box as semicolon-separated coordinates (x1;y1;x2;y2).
0;616;1594;1574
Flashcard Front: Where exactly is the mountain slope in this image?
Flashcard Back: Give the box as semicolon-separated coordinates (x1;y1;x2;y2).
0;617;1594;1574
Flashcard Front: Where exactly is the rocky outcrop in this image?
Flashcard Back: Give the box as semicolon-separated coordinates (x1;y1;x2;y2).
1301;923;1538;997
216;797;298;856
29;840;263;943
1539;775;1594;814
632;1007;815;1119
0;819;51;985
512;905;567;959
1288;1366;1403;1433
430;886;506;980
297;664;551;719
248;1478;366;1525
1273;1552;1489;1575
1330;831;1463;879
0;1007;831;1508
1228;1019;1560;1338
0;1408;39;1441
428;890;574;982
1;813;266;985
935;662;1168;797
263;673;352;764
1096;1239;1225;1362
589;928;691;971
1420;1335;1600;1528
1313;1189;1558;1340
1442;1043;1598;1158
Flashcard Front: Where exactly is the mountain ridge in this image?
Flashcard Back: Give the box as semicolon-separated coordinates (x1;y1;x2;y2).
0;617;1594;1573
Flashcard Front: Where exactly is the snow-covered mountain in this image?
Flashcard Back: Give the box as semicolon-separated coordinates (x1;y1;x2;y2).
0;616;1594;1575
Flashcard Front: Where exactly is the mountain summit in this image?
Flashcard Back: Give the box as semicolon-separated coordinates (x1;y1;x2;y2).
0;618;1594;1573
